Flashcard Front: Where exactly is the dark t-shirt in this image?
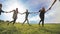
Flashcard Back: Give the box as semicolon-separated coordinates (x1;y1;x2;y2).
0;10;4;15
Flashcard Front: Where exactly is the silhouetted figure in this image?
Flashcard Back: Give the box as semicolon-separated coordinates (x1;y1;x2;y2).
0;3;8;21
7;8;19;25
22;9;31;26
38;0;57;27
39;7;46;27
0;4;7;15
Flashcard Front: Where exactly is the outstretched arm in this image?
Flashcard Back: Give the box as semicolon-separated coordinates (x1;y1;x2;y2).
6;10;14;13
6;11;13;13
18;12;23;14
46;0;57;12
19;12;26;15
29;12;39;14
1;10;8;13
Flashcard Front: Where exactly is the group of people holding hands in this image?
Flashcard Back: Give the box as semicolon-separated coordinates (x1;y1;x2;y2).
0;0;57;27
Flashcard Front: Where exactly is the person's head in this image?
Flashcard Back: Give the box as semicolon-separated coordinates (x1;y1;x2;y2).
42;7;45;10
26;9;28;12
42;7;45;12
16;8;18;11
0;3;2;9
16;8;18;13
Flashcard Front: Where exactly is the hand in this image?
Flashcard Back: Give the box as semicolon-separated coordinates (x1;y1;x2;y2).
5;12;8;13
20;13;23;15
19;13;23;15
49;7;51;10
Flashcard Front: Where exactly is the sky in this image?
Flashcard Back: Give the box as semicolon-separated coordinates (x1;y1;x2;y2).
0;0;60;24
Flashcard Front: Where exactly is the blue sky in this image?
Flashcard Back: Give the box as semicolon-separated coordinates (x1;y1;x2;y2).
0;0;60;24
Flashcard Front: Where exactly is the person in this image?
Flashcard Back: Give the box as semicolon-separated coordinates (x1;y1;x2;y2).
0;3;7;15
7;8;20;25
38;7;46;27
0;3;8;22
38;0;57;27
21;9;31;26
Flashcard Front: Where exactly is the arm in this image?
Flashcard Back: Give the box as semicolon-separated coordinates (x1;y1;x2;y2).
1;10;8;13
19;12;26;15
46;0;57;12
29;10;41;14
22;12;26;14
1;10;5;13
18;12;23;14
29;12;39;14
6;10;15;13
6;11;13;13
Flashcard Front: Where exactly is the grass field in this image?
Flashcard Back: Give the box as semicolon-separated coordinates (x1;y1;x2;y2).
0;21;60;34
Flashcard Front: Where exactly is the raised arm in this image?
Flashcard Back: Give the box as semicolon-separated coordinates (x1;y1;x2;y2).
46;0;57;12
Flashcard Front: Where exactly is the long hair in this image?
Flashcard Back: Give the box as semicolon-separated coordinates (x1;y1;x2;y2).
41;7;45;13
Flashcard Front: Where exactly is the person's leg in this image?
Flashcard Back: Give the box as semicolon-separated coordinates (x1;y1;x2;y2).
41;18;44;27
13;18;16;25
22;19;26;25
39;20;42;25
39;17;42;25
27;19;31;26
42;20;44;27
7;20;13;25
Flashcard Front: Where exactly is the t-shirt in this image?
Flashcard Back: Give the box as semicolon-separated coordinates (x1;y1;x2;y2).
13;10;18;19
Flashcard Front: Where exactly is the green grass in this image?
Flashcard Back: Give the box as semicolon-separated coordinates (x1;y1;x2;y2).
0;22;60;34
